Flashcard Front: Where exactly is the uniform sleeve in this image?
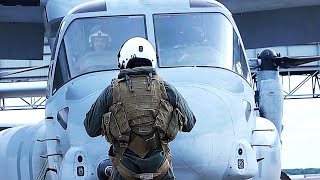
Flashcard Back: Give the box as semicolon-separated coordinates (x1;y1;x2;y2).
84;85;113;137
164;81;196;132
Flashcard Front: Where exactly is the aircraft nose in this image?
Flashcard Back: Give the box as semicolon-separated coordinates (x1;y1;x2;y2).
170;84;235;179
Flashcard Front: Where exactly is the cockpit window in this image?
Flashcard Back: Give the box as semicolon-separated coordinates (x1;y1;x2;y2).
63;15;146;77
154;13;233;68
154;13;250;82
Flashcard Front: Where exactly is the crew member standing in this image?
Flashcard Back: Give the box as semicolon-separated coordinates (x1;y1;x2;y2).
84;37;196;180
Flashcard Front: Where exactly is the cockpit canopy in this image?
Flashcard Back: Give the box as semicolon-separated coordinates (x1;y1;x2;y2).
155;13;235;67
52;12;250;93
64;15;146;76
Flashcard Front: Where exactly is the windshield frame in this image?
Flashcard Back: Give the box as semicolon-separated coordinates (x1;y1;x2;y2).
153;12;251;83
63;14;148;78
51;14;148;95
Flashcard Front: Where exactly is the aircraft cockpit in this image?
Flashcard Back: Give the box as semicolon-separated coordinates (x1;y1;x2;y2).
154;13;250;82
63;15;146;76
54;12;251;93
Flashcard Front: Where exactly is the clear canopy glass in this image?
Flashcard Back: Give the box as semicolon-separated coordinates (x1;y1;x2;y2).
60;13;249;82
154;13;234;68
63;16;146;77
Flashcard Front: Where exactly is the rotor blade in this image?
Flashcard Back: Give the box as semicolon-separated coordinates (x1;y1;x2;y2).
273;56;320;68
0;65;49;79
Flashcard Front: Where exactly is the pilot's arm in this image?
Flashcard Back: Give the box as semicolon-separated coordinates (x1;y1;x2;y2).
164;81;196;132
84;85;113;137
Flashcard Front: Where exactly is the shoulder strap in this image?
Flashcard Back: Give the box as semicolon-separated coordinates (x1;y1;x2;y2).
111;78;124;103
153;75;169;100
108;142;128;180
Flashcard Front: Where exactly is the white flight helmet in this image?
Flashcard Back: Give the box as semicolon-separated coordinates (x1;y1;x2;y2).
88;25;111;45
118;37;157;69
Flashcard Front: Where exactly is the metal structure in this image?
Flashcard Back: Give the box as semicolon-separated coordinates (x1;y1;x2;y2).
0;96;46;110
282;72;320;99
0;1;319;180
248;44;320;100
218;1;320;49
0;39;50;110
1;0;320;109
2;44;320;110
0;1;280;179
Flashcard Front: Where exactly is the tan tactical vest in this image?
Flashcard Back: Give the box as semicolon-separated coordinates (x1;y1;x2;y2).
102;73;186;180
113;73;168;136
101;73;181;151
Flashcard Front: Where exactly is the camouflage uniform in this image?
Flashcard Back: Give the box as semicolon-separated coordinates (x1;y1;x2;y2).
84;67;196;179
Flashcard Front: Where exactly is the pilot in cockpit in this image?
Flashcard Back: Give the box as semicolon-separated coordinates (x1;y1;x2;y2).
77;25;115;73
89;25;111;52
174;25;207;48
